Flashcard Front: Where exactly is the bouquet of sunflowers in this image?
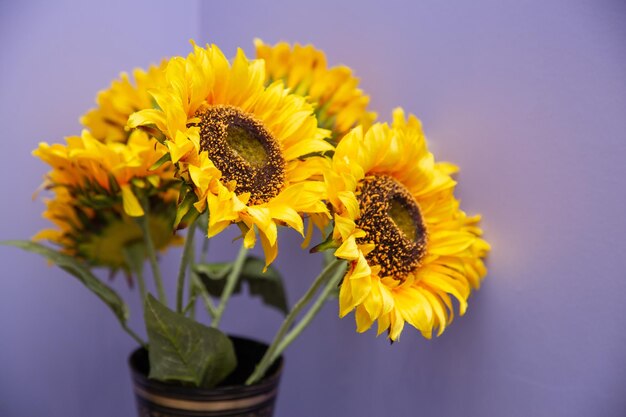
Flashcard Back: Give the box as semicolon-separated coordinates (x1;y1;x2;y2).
5;39;489;396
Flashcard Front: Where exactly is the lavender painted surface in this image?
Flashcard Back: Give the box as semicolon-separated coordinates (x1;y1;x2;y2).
1;1;625;416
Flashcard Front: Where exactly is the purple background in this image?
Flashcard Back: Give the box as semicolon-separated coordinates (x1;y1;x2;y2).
1;1;625;416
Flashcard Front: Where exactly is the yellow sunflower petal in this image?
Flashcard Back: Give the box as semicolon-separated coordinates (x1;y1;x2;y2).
389;308;405;341
326;109;489;341
376;312;391;337
259;232;278;270
339;278;355;317
355;305;374;333
126;42;334;268
33;130;179;271
121;184;144;217
335;236;360;260
255;39;375;140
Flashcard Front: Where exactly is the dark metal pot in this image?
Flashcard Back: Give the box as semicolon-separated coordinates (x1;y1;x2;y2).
129;336;283;417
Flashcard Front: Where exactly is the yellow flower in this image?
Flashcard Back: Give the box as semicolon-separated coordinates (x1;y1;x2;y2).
255;39;376;142
129;42;333;266
33;130;180;271
81;63;166;143
326;108;490;341
75;61;182;268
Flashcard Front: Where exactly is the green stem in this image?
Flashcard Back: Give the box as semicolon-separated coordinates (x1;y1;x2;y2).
176;221;197;313
122;323;147;348
191;211;209;318
270;261;346;364
137;211;167;305
182;295;197;316
194;209;210;263
200;231;210;264
245;259;346;385
192;272;217;318
122;248;147;305
211;244;248;328
187;238;198;319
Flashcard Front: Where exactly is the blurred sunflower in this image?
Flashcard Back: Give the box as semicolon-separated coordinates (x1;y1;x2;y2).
128;42;333;266
254;39;376;142
33;130;180;274
325;109;489;341
81;63;166;143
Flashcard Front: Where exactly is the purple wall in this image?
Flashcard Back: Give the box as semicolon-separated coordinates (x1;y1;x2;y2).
2;1;626;416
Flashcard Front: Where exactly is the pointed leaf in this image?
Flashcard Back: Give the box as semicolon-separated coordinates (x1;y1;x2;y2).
239;256;289;315
149;153;171;171
144;294;236;388
193;262;243;296
310;233;340;253
174;184;200;230
194;255;289;315
2;240;129;323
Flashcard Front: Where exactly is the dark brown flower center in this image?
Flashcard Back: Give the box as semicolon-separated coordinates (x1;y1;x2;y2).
195;105;285;204
355;175;427;280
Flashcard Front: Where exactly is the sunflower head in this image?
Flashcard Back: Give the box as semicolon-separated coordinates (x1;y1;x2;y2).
355;174;428;279
81;63;166;143
195;104;286;205
33;129;180;274
326;108;490;341
129;42;333;266
254;39;376;142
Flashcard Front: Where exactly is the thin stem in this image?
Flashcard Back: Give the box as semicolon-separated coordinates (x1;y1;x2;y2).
192;272;217;318
122;248;147;305
191;211;210;318
122;323;147;348
186;291;197;319
246;259;346;385
137;210;167;305
270;261;346;364
182;295;197;316
187;238;198;319
200;232;210;264
211;244;248;328
176;221;197;313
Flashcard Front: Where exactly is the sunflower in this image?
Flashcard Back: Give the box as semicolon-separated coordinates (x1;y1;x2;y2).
33;129;180;273
81;63;166;143
254;39;376;142
128;42;333;266
325;108;489;341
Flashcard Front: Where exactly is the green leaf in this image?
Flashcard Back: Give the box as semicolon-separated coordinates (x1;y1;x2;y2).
174;184;201;230
241;257;289;315
149;153;171;171
194;262;232;281
309;232;340;253
137;125;167;144
194;262;243;295
194;255;289;315
2;240;128;323
144;294;236;388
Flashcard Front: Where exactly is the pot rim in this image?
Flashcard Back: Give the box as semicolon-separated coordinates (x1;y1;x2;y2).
128;334;284;397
